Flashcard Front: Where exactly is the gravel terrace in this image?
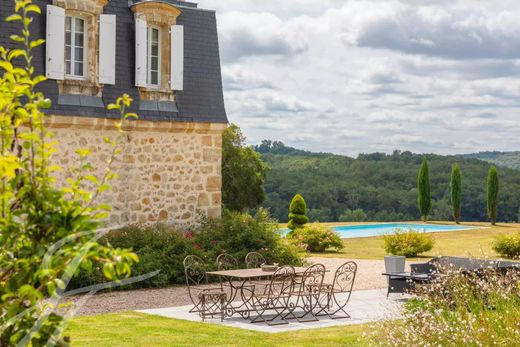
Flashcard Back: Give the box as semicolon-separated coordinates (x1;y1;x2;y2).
66;258;413;316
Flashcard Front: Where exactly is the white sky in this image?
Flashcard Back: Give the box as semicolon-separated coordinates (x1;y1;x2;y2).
198;0;520;156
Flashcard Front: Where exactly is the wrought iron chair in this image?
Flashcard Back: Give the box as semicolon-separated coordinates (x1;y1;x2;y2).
316;261;357;319
215;253;245;303
245;251;266;268
183;255;226;320
247;266;295;326
286;263;326;322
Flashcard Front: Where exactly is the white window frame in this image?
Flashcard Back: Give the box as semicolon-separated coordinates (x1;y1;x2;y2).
147;25;161;88
65;15;88;80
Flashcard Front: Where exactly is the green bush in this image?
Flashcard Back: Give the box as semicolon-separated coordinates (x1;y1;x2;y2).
289;224;343;252
383;228;435;257
493;233;520;258
288;193;309;230
196;208;304;266
70;209;303;290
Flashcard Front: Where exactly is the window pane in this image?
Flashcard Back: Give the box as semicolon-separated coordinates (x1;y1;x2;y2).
75;62;83;76
66;61;71;75
65;17;71;31
66;45;71;60
151;71;158;85
151;44;158;57
75;18;84;33
151;57;158;70
152;28;159;42
75;33;84;47
66;32;71;46
75;47;83;61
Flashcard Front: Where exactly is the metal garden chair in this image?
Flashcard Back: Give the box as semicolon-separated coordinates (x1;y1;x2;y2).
245;251;266;269
183;255;226;320
247;266;295;326
285;263;326;322
316;261;357;319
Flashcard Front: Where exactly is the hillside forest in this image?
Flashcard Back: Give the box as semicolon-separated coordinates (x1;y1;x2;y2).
254;141;520;223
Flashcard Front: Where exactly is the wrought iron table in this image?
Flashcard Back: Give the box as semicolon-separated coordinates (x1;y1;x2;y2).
207;267;311;319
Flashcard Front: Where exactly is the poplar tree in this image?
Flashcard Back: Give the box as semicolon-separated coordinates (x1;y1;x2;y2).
417;159;431;222
450;164;462;224
487;166;499;225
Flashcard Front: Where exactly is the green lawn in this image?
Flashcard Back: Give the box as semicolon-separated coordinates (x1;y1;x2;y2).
311;222;518;260
67;312;370;347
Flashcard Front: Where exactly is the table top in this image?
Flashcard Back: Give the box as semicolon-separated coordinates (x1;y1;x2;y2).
207;267;310;279
382;272;430;280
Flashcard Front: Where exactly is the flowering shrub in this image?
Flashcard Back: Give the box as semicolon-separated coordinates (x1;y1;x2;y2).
383;228;434;257
493;233;520;258
368;268;520;346
288;224;343;252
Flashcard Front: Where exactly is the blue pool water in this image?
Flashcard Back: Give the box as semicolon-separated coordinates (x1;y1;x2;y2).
331;223;477;239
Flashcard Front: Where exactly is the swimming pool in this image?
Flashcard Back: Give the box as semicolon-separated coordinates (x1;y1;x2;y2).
280;223;479;238
331;223;478;239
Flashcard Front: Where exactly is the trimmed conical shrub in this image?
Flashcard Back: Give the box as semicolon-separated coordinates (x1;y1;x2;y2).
288;194;309;230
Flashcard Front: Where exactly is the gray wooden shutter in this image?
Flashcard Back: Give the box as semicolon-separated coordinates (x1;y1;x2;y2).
45;5;65;80
170;25;184;90
99;14;116;85
135;17;147;87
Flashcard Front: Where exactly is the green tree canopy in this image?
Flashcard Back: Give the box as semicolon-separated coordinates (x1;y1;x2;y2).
450;164;462;224
288;194;309;230
487;166;499;225
417;159;432;222
222;124;269;211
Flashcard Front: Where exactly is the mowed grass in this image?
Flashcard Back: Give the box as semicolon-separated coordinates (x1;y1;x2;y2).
67;312;370;347
310;222;519;260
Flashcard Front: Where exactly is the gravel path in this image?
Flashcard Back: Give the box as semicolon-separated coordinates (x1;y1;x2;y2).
66;258;412;316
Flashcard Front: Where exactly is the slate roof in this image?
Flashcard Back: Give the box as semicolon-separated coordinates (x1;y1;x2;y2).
0;0;228;124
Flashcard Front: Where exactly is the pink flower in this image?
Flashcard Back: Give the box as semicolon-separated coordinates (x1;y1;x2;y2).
193;243;201;250
184;231;193;239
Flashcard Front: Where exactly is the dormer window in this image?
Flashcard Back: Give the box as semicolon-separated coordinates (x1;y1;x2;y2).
65;16;87;79
45;1;116;97
132;1;184;101
147;26;161;87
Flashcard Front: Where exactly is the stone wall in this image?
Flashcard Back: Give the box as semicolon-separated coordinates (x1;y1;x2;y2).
46;115;226;228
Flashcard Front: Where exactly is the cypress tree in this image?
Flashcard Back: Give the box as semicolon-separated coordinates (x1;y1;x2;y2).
487;166;499;225
288;194;309;230
417;159;431;222
450;164;462;224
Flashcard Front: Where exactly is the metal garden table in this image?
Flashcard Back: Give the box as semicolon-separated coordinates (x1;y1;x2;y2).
206;267;310;319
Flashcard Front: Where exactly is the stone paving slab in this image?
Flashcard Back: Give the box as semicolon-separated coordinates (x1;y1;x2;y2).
137;288;409;333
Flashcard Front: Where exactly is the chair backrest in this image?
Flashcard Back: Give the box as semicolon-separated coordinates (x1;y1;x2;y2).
266;266;295;299
331;261;357;293
216;253;239;271
298;264;326;294
245;252;266;269
183;255;208;287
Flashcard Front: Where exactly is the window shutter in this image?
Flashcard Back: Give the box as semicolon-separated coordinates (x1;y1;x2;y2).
135;17;147;87
99;14;116;85
45;5;65;80
170;25;184;91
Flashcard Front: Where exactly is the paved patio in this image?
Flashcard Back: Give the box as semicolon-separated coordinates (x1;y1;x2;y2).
137;288;409;333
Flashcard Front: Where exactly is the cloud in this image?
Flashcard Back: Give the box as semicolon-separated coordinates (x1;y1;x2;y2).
353;5;520;60
196;0;520;156
218;12;309;62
